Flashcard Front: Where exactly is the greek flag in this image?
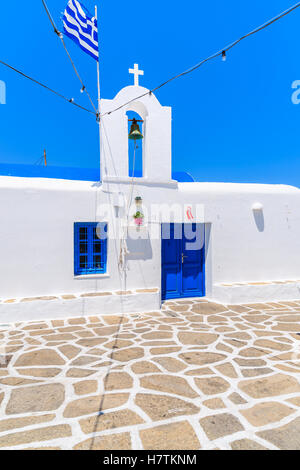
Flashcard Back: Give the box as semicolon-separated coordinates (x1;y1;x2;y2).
62;0;99;61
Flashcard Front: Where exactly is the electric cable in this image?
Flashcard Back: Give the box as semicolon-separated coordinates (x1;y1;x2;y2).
2;3;299;120
101;1;300;118
41;0;98;114
0;58;96;116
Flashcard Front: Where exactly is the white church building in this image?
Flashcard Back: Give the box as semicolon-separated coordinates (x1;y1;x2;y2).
1;65;300;323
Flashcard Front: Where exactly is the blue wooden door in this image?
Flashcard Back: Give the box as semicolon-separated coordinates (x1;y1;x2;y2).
162;224;205;300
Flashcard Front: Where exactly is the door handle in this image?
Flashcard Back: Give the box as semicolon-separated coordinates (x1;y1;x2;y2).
182;254;188;264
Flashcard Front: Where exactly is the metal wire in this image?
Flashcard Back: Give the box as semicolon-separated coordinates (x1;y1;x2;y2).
3;2;299;120
42;0;98;114
101;1;300;118
0;58;96;116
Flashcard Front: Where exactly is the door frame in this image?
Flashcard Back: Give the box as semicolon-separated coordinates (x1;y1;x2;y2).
161;223;206;301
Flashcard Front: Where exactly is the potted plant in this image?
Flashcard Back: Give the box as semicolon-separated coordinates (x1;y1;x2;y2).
133;211;144;226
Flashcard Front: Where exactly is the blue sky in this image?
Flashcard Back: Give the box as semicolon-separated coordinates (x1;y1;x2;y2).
1;0;300;185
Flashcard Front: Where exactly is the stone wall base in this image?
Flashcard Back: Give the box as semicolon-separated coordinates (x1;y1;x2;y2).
0;289;160;324
212;280;300;305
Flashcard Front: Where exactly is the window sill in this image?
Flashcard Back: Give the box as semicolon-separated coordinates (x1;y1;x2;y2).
74;273;110;280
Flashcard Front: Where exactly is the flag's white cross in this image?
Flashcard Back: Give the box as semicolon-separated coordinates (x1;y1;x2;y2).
129;64;144;86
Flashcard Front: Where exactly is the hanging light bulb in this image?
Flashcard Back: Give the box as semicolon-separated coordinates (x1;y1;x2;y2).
69;98;74;103
222;51;227;62
80;86;86;94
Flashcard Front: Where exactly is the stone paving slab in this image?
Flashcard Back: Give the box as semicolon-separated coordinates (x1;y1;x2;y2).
0;299;300;450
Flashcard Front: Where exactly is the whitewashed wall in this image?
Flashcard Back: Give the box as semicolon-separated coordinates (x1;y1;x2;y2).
178;182;300;288
0;177;300;307
1;82;300;316
0;177;163;300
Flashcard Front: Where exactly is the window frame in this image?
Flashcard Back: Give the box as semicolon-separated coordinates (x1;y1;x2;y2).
74;222;108;276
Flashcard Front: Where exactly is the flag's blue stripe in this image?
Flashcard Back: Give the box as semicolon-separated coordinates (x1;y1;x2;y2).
75;0;94;20
63;15;98;51
63;16;99;53
63;0;99;61
65;4;93;35
63;28;99;61
71;0;89;26
63;23;98;55
69;0;98;32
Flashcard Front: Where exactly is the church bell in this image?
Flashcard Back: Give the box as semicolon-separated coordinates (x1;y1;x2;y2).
129;118;143;141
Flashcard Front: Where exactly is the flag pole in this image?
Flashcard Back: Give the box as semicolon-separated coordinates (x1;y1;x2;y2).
95;5;101;114
95;5;101;180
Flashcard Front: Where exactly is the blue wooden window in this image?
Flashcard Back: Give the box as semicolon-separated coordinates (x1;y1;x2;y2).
74;223;107;275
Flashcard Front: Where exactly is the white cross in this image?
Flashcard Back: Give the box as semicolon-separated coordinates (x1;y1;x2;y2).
129;63;144;86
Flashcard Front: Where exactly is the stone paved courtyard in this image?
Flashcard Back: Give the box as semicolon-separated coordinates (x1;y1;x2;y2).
1;298;300;450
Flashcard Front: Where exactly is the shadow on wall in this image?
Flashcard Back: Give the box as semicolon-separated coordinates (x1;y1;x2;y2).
126;235;153;261
253;209;265;232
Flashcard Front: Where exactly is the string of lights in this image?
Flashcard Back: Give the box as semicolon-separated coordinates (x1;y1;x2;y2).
41;0;98;114
0;58;97;116
1;3;300;121
102;1;300;118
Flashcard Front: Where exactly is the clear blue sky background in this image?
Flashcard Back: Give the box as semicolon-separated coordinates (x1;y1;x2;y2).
0;0;300;185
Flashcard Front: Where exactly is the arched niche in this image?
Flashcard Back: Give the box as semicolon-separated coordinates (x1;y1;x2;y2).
126;102;148;178
126;100;148;121
126;110;144;178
